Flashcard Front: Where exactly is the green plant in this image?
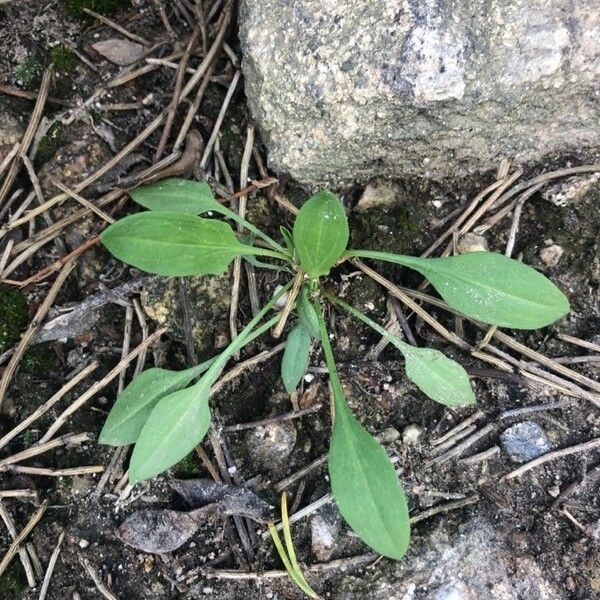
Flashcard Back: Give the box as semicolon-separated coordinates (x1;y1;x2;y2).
49;47;77;73
269;493;318;598
99;179;569;560
13;57;42;87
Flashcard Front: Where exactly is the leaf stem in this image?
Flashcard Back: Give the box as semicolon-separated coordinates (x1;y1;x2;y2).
314;299;346;412
325;293;408;354
221;206;290;256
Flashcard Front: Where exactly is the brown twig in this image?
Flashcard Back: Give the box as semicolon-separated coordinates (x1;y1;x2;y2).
0;69;52;207
39;328;166;442
0;259;75;410
0;501;47;579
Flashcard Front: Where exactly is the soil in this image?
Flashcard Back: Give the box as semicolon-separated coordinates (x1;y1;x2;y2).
0;2;599;600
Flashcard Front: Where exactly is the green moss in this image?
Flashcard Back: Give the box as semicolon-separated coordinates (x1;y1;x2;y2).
0;562;27;599
20;343;57;377
174;453;201;478
395;206;419;236
35;122;64;166
66;0;131;18
0;288;28;352
13;57;42;88
50;46;78;73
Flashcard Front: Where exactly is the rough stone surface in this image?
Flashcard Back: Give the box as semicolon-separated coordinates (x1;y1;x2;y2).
500;421;551;463
240;0;600;185
337;516;561;599
245;421;297;472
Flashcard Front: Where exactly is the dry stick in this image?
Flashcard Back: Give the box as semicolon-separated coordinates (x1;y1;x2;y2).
273;271;304;339
199;70;241;170
174;61;215;151
504;184;544;257
0;501;36;587
10;7;230;237
505;437;600;480
6;465;104;477
117;305;134;394
152;0;176;37
0;69;52;207
351;259;468;350
204;553;378;580
155;25;202;161
432;411;485;446
428;423;496;466
50;180;115;223
0;142;20;179
0;260;75;410
0;433;91;470
11;236;100;287
39;328;166;443
38;532;64;600
229;125;256;343
132;299;149;376
558;333;600;354
82;7;151;46
21;157;65;254
432;425;478;455
81;558;118;600
223;403;322;433
0;490;38;501
421;176;509;258
211;342;286;395
0;501;47;579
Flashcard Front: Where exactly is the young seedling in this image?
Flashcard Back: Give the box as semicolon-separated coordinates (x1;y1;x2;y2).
100;178;569;560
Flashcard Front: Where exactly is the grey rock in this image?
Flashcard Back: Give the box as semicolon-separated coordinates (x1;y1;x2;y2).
240;0;600;185
245;421;297;472
310;501;342;562
336;516;560;599
500;421;551;463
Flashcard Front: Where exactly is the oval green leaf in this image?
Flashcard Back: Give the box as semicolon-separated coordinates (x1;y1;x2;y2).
101;212;275;276
99;359;215;446
128;380;212;483
293;190;349;278
399;344;475;406
130;178;221;214
329;400;411;559
281;324;311;392
348;250;569;329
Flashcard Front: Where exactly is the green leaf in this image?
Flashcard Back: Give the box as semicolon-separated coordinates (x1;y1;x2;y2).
347;250;570;329
128;380;212;483
297;287;320;338
130;178;221;214
280;226;295;256
101;212;284;276
327;294;475;407
400;345;475;406
317;304;410;560
329;394;411;559
99;360;215;446
130;178;289;255
281;325;311;393
293;190;349;278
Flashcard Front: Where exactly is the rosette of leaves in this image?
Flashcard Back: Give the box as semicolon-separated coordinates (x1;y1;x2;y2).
100;178;569;560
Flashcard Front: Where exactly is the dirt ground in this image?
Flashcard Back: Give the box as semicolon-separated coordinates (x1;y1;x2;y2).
0;1;599;599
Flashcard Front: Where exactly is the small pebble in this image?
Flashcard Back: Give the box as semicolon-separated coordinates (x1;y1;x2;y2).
540;244;563;267
402;424;423;445
500;421;551;463
457;233;488;254
78;538;89;549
